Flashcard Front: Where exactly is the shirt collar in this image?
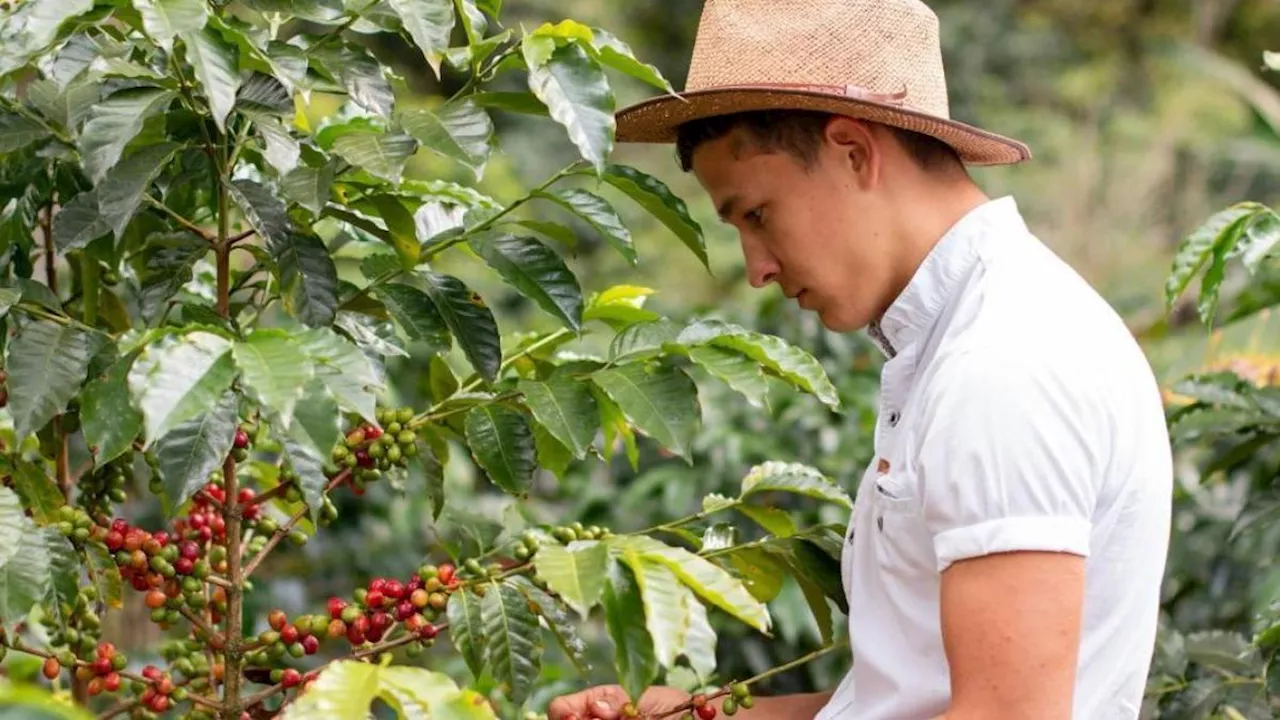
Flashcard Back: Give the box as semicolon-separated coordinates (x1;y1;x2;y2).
867;195;1026;357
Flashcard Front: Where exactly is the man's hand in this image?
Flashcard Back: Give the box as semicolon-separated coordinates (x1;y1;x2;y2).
547;685;688;719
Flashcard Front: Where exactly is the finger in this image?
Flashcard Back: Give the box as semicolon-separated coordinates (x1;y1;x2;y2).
586;697;622;720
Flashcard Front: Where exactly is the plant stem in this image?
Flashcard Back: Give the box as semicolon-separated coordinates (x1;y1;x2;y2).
42;197;57;295
56;417;70;499
13;303;72;326
80;253;99;326
146;195;215;244
179;605;218;640
220;454;243;719
633;501;741;539
242;471;349;579
215;188;231;318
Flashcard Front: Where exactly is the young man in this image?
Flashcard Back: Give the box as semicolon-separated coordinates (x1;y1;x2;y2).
549;1;1173;718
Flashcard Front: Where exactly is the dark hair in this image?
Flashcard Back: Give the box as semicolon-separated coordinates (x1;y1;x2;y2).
674;109;963;174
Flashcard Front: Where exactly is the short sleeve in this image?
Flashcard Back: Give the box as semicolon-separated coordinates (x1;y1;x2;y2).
913;352;1101;573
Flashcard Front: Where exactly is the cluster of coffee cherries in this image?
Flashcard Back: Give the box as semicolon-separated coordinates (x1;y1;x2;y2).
53;505;99;546
76;451;132;517
39;584;105;663
331;407;419;494
159;637;219;686
40;641;128;696
681;686;754;719
104;516;226;627
136;664;188;713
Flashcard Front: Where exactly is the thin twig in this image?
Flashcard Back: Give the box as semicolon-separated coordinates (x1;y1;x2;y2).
96;696;141;719
242;481;292;508
203;574;234;589
145;195;215;244
227;228;256;245
179;605;218;640
242;471;349;579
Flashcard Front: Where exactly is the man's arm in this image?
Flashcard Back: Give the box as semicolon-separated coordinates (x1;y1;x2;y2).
934;550;1085;720
547;686;833;719
711;690;834;719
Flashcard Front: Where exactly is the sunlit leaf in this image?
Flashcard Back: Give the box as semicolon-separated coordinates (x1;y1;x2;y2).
591;364;699;462
7;321;107;440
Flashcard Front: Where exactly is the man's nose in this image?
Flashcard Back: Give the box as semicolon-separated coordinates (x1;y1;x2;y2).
742;238;780;288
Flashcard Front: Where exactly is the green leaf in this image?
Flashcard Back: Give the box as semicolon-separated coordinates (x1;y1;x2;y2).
509;575;591;675
332;130;417;184
236;72;292;114
248;113;300;175
82;354;143;465
12;0;96;56
137;233;208;323
100;142;180;239
78;88;176;184
334;311;408;358
271;233;339;327
1165;202;1264;309
526;42;614;174
447;588;487;678
614;535;772;634
0;505;51;630
365;194;421;268
603;163;705;268
387;0;455;77
423;272;501;382
0;112;50;152
618;551;688;668
588;28;674;93
725;547;787;604
537;188;634;263
52;189;109;252
420;437;446;520
282;162;336;215
679;320;841;410
233;329;315;428
43;529;80;630
6;321;106;440
601;559;658;701
298;328;383;422
181;26;240;133
311;44;394;119
11;463;63;524
679;583;717;679
1239;209;1280;274
276;661;379;720
229;178;290;243
471;91;548;116
153;390;238;513
470;232;583;330
736;505;796;538
374;283;451;353
591;364;699;462
740;461;852;509
609;318;680;361
464;405;535;495
687;345;769;409
400;98;492;179
289;379;341;473
481;580;543;706
133;0;209;51
592;384;638;469
1184;630;1260;675
282;413;332;523
0;288;19;318
127;331;236;446
533;541;608;618
518;376;597;459
84;543;123;609
0;487;24;570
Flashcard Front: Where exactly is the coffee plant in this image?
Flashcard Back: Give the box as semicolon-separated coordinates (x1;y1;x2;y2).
0;0;853;718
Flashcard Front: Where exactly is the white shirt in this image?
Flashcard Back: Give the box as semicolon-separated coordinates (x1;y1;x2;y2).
814;196;1173;720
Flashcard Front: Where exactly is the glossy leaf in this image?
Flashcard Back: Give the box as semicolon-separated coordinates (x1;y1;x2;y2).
85;543;124;609
233;329;315;427
447;588;487;678
282;418;332;522
153;390;238;513
615;535;772;634
678;320;841;410
481;581;543;705
52;189;108;252
334;311;409;358
509;575;591;675
726;547;787;604
471;90;548;116
740;461;852;509
271;233;339;327
680;582;717;679
619;550;688;668
374;283;451;354
99;142;179;239
230;178;290;243
0;113;49;152
601;559;658;701
591;364;699;461
1239;209;1280;273
687;345;769;409
593;384;639;469
464;405;535;495
181;26;240;132
133;0;209;51
420;438;446;520
44;529;80;630
282;162;336;215
331;131;417;184
603;163;705;268
0;488;24;570
79;88;176;184
7;321;107;440
609;318;680;361
251;114;301;175
298;328;383;422
423;272;501;382
127;331;236;446
588;28;674;93
11;463;63;524
1165;202;1263;308
518;376;597;459
470;232;583;330
82;353;144;465
400;98;492;179
387;0;455;77
526;42;614;173
735;504;797;538
538;188;634;263
311;44;394;119
533;541;608;618
0;507;51;631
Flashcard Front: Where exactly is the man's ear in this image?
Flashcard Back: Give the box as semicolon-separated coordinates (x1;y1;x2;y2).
823;116;880;188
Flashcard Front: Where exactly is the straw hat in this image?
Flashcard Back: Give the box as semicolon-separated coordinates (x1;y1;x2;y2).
615;0;1031;166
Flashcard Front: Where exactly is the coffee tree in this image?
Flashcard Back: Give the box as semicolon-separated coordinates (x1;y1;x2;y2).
0;1;852;718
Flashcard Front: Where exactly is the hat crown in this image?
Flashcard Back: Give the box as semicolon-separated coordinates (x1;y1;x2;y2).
685;0;950;119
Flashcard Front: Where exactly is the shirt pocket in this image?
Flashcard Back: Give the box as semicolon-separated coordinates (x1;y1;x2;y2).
871;473;935;577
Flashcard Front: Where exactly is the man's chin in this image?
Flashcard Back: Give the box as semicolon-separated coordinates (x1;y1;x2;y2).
815;307;867;334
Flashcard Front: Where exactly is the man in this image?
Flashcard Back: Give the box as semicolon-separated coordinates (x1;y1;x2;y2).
550;1;1173;718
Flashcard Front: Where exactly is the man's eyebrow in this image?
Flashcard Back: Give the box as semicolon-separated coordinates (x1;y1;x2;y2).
716;194;741;222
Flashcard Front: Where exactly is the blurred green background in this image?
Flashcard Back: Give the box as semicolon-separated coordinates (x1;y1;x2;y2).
62;0;1280;714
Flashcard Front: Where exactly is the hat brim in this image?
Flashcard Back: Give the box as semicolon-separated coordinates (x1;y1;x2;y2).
615;86;1031;166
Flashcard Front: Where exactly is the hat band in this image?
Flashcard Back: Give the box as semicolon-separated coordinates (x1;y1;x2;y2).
697;82;910;106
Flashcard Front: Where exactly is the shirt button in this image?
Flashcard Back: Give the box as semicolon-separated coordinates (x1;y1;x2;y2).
888;411;901;426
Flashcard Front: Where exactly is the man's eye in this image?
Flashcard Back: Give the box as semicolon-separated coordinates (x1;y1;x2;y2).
745;208;765;226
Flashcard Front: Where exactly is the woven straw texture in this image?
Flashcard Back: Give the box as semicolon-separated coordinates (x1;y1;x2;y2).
615;0;1031;166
